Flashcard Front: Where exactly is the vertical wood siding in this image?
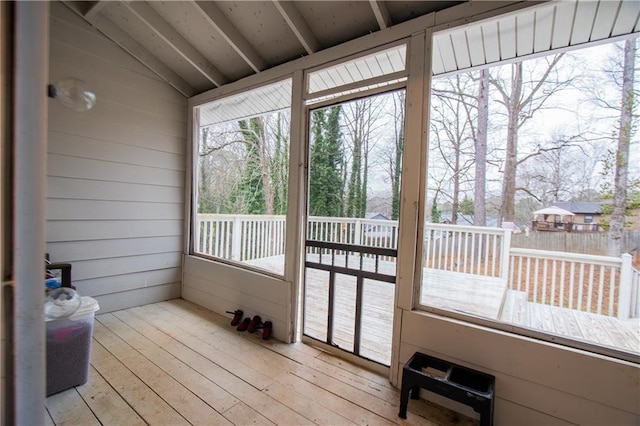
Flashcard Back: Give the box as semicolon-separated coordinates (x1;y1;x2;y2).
46;3;186;312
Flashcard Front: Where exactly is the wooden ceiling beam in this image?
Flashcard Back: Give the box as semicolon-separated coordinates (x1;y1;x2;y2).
84;1;107;20
272;0;319;54
192;0;267;73
124;1;228;87
89;13;197;97
61;0;196;96
369;0;392;30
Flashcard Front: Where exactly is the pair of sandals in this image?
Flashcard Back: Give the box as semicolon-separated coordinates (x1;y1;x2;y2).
226;310;272;340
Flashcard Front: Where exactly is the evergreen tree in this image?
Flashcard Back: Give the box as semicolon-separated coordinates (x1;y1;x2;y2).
237;118;266;214
309;106;344;217
271;112;289;215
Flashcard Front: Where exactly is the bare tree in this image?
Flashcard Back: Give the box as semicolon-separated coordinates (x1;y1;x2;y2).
489;53;570;225
473;69;489;226
430;74;477;223
342;96;386;217
608;38;637;256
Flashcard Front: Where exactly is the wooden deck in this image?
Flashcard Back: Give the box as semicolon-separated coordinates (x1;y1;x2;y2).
246;254;640;357
500;290;640;353
248;255;507;366
421;270;507;320
45;299;477;426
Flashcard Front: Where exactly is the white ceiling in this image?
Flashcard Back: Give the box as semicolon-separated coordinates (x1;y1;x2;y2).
63;0;463;97
63;1;640;98
432;0;640;76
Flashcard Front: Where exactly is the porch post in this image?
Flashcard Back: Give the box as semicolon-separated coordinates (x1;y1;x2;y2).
14;1;49;424
617;253;632;320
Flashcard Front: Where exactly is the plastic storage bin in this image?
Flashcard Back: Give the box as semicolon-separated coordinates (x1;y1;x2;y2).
46;296;99;396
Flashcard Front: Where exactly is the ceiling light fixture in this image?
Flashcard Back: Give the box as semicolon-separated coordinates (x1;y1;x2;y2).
47;78;96;112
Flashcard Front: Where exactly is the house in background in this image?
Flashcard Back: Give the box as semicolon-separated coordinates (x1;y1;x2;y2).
554;201;604;231
2;1;639;425
533;202;602;232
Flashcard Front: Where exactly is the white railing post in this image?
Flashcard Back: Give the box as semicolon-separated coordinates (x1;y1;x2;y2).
500;229;512;279
232;216;242;261
354;219;362;245
618;253;633;320
195;215;201;253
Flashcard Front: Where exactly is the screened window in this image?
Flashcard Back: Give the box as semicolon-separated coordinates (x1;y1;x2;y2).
420;34;640;358
193;79;292;276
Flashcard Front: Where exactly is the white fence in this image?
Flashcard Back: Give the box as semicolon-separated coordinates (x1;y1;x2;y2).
423;223;511;279
196;214;399;261
195;214;639;318
509;249;636;319
196;214;286;261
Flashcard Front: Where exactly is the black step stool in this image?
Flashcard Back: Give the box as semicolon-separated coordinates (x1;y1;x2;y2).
399;352;495;426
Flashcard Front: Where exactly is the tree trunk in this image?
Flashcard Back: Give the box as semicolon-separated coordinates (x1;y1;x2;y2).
451;139;460;224
254;118;274;215
474;69;488;226
500;62;522;225
608;38;636;256
391;125;403;220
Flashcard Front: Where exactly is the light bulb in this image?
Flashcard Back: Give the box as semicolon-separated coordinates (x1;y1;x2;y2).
48;78;96;112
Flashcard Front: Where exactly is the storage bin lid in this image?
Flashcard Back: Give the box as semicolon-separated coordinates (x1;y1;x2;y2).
70;296;99;319
45;296;99;322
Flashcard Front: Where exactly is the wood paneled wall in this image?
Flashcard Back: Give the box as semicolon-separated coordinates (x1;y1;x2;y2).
182;256;291;342
46;3;186;312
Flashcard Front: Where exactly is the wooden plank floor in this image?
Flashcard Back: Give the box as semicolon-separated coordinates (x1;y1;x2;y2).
45;299;477;426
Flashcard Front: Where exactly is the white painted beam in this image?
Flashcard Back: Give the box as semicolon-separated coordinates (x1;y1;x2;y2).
124;1;228;87
89;14;196;97
192;0;266;73
84;1;107;20
273;0;319;54
14;2;48;423
369;0;392;30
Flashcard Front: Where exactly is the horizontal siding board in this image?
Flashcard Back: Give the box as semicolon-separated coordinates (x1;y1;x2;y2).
47;2;185;313
50;96;186;140
48;154;184;187
47;220;183;242
50;4;158;80
48;131;185;171
182;285;288;342
47;199;183;221
183;255;289;306
398;342;574;425
50;47;186;121
71;252;182;281
47;236;183;261
47;177;183;204
183;273;286;323
94;284;181;314
48;108;186;155
74;268;182;297
51;4;185;101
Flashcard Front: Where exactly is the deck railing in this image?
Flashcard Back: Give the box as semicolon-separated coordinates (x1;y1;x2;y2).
509;249;636;319
195;214;638;318
196;214;287;261
423;223;511;279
